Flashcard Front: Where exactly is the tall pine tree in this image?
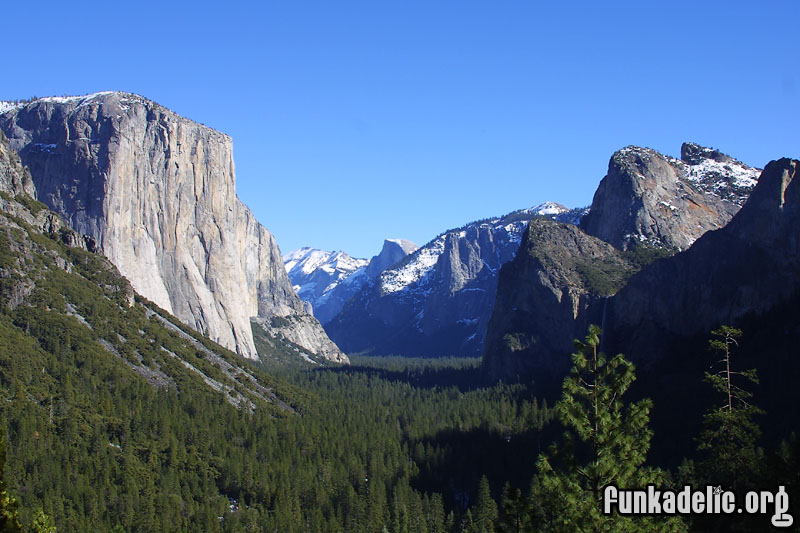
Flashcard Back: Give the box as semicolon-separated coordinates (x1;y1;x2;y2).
532;325;686;531
696;326;763;491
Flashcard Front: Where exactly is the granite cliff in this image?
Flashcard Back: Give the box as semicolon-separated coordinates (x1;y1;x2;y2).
0;92;345;363
581;143;759;250
482;217;635;381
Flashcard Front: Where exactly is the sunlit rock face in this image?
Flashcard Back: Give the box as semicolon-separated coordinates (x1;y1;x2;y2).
0;92;345;363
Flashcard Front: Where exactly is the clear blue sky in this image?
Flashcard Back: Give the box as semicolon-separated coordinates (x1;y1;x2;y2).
3;1;797;258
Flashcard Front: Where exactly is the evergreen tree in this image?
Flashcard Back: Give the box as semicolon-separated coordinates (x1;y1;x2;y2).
696;326;763;491
532;325;686;531
31;510;56;533
471;475;497;532
0;429;21;533
498;483;532;533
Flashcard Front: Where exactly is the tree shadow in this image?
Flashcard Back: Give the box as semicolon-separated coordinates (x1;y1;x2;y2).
321;359;495;392
405;423;561;510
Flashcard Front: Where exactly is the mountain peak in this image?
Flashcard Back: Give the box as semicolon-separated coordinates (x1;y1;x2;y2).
582;143;759;250
384;238;418;255
1;91;344;363
528;201;569;216
365;239;419;279
680;142;735;165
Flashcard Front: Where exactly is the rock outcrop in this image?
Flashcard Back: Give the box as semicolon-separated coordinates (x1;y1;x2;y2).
364;239;419;278
482;218;635;381
0;92;345;362
580;143;759;251
0;130;36;198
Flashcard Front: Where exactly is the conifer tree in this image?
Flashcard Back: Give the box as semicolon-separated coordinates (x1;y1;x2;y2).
31;510;56;533
532;325;686;531
498;483;532;533
696;326;763;491
0;429;21;533
471;475;497;532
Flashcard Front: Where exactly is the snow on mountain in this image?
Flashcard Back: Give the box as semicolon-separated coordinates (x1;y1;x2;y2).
385;238;418;253
326;202;582;357
582;143;761;251
527;201;568;216
284;239;418;324
380;236;446;295
379;203;581;296
284;248;369;303
614;143;760;207
0;101;20;114
676;153;760;203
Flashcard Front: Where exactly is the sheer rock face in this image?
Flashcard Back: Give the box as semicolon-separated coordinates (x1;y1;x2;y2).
0;92;345;362
0;131;36;198
580;144;759;251
482;218;634;381
365;239;419;278
606;158;800;364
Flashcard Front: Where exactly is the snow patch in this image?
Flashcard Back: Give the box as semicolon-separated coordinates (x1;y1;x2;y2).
380;236;445;294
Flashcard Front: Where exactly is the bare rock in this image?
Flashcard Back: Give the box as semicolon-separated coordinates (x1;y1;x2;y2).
0;92;345;362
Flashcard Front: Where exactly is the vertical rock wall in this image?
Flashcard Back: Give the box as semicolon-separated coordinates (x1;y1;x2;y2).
0;92;345;362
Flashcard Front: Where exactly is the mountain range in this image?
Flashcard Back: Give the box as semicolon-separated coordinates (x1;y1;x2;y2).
287;145;760;361
323;203;585;357
284;238;418;324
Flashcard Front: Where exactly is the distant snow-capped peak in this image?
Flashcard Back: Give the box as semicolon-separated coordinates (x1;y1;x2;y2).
284;248;368;280
378;202;581;295
527;201;570;216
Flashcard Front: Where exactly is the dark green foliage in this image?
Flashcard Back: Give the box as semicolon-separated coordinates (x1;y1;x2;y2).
621;242;676;269
471;475;498;532
268;315;291;329
532;325;686;531
31;510;56;533
695;326;764;491
0;430;21;533
9;195;47;217
498;483;532;533
0;201;562;531
573;257;634;296
683;327;769;532
572;242;674;297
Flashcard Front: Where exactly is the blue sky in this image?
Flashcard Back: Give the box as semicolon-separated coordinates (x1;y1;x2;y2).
3;1;798;258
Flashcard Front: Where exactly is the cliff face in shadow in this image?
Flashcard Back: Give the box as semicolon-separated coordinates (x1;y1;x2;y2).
606;158;800;366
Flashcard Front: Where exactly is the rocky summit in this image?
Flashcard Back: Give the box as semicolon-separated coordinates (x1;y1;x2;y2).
0;92;345;363
580;143;759;251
